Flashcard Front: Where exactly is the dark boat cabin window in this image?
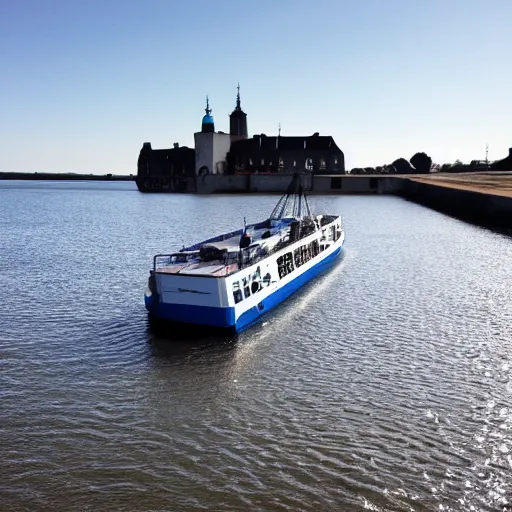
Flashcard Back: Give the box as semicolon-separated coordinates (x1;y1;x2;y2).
294;239;320;268
250;267;261;294
242;276;251;298
277;252;294;279
232;281;243;304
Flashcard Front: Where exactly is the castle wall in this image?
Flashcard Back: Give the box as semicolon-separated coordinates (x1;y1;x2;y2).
196;173;312;194
136;142;197;192
228;136;345;174
312;175;405;194
194;132;231;175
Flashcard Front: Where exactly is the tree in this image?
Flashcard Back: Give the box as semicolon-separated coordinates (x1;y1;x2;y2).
449;160;466;173
410;152;432;174
391;158;415;174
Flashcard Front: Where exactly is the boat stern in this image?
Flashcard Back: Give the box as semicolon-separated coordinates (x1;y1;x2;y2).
144;271;235;329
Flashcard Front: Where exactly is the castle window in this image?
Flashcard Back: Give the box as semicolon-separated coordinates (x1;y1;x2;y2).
320;159;326;170
261;158;265;166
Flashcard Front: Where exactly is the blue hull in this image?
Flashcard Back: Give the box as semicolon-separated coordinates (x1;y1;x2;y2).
146;244;343;333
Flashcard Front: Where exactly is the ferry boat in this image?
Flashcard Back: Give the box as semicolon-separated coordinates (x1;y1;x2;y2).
144;175;344;332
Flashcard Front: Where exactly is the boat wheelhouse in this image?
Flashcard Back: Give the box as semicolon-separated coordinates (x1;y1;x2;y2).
144;174;344;332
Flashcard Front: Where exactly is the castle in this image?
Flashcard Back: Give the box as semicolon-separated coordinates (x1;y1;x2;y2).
136;86;345;193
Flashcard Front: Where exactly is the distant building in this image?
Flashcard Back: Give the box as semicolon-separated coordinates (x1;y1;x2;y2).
136;86;345;192
137;142;195;192
227;134;343;174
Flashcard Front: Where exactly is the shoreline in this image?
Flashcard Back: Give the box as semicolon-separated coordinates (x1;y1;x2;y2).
0;172;134;181
3;171;511;230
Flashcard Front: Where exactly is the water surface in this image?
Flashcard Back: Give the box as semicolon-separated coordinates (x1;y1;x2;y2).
1;180;511;511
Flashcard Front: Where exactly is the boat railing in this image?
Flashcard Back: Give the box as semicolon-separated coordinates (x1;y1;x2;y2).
153;254;173;270
153;216;340;276
181;228;244;252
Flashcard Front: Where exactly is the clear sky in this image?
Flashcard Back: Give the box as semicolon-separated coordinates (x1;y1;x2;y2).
1;0;511;173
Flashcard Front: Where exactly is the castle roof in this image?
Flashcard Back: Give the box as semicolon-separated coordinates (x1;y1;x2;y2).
230;135;341;153
202;114;214;125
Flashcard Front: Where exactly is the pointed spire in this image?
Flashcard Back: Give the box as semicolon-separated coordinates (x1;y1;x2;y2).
229;83;247;138
278;123;281;136
201;95;215;132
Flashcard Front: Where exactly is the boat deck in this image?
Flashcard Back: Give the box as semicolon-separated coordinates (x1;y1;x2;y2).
154;215;338;278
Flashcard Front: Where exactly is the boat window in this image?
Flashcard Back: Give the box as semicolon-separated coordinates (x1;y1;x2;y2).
262;273;271;287
232;281;243;304
242;276;251;298
295;240;319;268
249;267;261;294
294;248;302;267
277;252;294;279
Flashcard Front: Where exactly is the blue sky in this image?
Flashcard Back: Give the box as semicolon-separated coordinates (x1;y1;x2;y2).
1;0;511;173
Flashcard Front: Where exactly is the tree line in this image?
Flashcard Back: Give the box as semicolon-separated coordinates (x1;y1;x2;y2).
349;152;502;175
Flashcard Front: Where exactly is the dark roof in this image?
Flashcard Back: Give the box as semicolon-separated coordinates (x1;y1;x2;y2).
230;135;341;153
151;146;194;155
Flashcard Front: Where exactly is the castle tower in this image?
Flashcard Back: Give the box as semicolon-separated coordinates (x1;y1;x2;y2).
229;83;248;141
201;95;215;133
195;95;231;177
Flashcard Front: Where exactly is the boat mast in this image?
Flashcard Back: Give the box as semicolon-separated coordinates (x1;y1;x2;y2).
269;173;311;220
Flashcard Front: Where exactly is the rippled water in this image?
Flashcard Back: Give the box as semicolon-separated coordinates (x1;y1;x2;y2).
1;180;511;511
